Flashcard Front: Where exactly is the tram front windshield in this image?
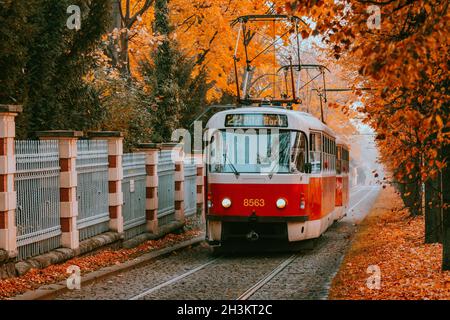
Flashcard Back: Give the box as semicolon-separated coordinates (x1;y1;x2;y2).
209;129;304;174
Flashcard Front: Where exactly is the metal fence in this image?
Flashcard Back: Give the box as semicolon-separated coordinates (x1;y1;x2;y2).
157;150;175;226
11;139;201;260
184;158;197;217
122;153;147;240
76;140;109;241
15;140;61;260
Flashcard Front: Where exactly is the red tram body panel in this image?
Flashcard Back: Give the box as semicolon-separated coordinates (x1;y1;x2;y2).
207;183;309;218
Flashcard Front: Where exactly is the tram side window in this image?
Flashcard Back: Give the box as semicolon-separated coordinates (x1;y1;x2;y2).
329;139;332;171
321;136;336;173
323;136;329;172
310;132;322;173
333;140;335;172
332;140;336;171
337;146;342;174
342;147;349;173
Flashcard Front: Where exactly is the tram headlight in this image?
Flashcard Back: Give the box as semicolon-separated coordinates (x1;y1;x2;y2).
221;198;232;208
276;198;287;209
207;200;213;208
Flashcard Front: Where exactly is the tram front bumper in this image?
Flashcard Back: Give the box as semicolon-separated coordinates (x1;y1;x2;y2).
206;215;309;242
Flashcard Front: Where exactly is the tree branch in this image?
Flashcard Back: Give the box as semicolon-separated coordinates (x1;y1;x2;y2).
195;30;218;66
123;0;155;29
357;0;397;5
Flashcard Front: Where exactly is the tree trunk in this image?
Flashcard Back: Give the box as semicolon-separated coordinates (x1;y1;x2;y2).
107;0;124;72
108;0;121;63
119;31;130;76
442;143;450;270
425;175;442;243
399;160;422;216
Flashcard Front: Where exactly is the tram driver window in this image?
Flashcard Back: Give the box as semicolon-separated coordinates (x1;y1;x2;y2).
290;132;308;173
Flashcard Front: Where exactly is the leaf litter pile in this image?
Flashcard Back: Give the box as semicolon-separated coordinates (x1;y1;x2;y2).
329;186;450;300
0;229;202;299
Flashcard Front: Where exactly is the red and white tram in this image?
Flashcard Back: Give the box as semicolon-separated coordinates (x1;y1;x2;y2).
204;106;350;248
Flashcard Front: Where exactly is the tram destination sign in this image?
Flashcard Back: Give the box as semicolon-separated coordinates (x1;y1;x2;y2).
225;113;288;127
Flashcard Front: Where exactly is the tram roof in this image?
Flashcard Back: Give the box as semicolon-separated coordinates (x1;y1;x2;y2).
205;106;336;137
336;136;350;149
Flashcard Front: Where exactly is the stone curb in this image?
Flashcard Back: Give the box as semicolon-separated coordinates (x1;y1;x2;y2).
12;234;205;300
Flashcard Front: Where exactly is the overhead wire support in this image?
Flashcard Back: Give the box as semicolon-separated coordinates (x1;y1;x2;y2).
231;14;320;108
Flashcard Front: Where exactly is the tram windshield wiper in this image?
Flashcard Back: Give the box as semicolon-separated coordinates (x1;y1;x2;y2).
223;153;240;179
267;162;278;179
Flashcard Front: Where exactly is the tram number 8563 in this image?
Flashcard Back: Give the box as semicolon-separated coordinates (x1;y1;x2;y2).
243;199;265;207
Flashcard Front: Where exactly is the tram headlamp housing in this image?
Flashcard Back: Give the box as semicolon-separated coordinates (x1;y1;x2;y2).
300;193;306;209
207;192;213;209
276;198;287;209
221;198;232;208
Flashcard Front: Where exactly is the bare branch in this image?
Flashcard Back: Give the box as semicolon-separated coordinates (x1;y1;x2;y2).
357;0;397;5
124;0;155;29
195;31;219;66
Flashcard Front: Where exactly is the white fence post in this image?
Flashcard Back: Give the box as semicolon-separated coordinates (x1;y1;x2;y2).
88;131;124;234
36;130;82;251
0;105;22;258
173;143;185;222
194;149;205;222
139;143;160;234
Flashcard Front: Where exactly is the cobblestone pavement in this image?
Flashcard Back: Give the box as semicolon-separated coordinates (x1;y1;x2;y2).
55;186;379;300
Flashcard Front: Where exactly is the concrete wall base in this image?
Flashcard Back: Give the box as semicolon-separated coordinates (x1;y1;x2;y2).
0;220;189;279
0;232;121;279
122;221;185;249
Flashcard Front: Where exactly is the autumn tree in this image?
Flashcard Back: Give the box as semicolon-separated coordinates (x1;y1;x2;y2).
88;50;153;151
123;0;287;101
107;0;155;76
0;0;37;105
287;0;449;268
138;0;181;142
1;0;111;137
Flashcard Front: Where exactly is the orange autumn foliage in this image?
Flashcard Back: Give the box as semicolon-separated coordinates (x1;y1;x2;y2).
125;0;293;101
330;186;450;300
288;0;449;185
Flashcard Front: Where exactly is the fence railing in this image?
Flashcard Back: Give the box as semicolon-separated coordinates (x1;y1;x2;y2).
122;153;147;240
1;129;204;263
15;140;61;260
184;158;197;217
76;140;110;241
157;150;175;226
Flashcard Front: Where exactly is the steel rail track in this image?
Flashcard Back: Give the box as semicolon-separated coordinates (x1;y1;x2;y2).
236;254;297;300
236;186;378;300
128;258;221;300
127;253;297;301
127;186;375;300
